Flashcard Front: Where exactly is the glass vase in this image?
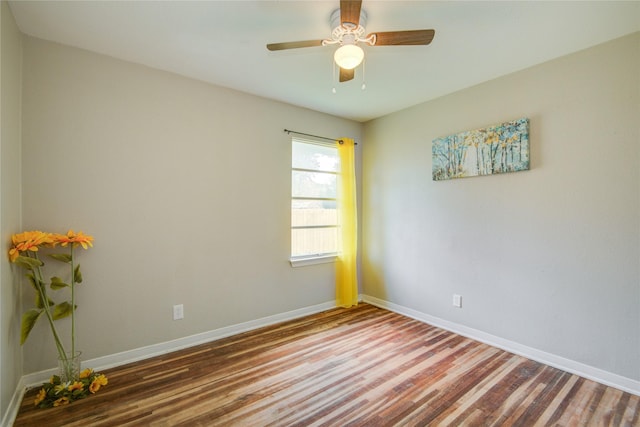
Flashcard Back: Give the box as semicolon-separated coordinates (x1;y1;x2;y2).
58;351;82;382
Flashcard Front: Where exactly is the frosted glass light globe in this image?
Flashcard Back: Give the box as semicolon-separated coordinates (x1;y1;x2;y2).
334;44;364;70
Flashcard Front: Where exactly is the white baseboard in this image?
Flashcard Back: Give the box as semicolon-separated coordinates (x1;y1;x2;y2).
362;294;640;397
1;376;25;427
6;300;336;426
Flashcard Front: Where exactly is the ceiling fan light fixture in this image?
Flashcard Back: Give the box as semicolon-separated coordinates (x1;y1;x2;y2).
334;44;364;70
266;1;435;84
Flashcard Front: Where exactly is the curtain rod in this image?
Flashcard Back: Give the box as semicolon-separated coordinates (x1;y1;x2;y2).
283;129;357;145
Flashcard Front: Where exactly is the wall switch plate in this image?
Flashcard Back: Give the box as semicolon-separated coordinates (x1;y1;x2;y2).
173;304;184;320
453;294;462;308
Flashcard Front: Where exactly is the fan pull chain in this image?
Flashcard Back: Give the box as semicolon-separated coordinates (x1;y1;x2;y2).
361;59;366;90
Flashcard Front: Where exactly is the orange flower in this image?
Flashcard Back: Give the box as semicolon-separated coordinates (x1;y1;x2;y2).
33;388;46;406
53;230;94;250
79;368;94;379
53;396;69;407
8;231;54;262
89;374;108;394
68;381;84;392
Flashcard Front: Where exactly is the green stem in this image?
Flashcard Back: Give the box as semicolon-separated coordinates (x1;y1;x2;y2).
70;246;76;358
30;253;68;364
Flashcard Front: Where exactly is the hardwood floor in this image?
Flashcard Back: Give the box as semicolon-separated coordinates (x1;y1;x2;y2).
13;304;640;426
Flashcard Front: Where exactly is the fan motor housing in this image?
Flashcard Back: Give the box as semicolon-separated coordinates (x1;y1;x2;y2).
329;8;367;36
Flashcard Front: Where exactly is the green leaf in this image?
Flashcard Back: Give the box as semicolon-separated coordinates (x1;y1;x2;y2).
49;253;72;263
52;301;73;320
35;291;55;309
21;309;43;344
74;264;83;284
26;274;38;290
14;255;43;270
50;276;70;290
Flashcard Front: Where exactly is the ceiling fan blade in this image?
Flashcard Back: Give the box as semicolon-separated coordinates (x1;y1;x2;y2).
266;40;325;51
339;67;355;83
340;0;362;28
369;29;435;46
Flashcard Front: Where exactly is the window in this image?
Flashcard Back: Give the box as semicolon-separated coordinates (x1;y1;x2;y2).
291;138;340;264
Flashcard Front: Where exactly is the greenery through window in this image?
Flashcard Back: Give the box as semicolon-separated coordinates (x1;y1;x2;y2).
291;138;340;259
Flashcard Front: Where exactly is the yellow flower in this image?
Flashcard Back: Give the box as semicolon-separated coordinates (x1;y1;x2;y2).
53;230;94;250
96;374;108;386
8;247;19;262
79;368;93;379
49;376;56;384
68;381;84;392
8;231;54;261
89;374;108;394
53;396;69;407
33;388;46;406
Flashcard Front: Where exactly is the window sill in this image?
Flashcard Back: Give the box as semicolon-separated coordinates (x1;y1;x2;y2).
290;255;338;268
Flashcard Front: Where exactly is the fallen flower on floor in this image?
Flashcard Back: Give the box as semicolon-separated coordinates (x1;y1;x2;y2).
33;369;108;408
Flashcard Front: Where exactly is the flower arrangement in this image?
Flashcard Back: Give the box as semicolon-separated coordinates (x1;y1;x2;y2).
8;230;108;406
34;369;108;408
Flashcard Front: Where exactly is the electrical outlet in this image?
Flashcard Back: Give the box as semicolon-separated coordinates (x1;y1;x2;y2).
173;304;184;320
453;294;462;308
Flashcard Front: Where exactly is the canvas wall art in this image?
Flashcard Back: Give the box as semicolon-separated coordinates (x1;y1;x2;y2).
432;118;530;181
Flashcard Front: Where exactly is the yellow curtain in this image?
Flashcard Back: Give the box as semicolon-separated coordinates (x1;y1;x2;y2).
336;137;358;308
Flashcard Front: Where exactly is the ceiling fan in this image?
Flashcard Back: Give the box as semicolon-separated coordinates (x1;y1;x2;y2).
266;0;435;83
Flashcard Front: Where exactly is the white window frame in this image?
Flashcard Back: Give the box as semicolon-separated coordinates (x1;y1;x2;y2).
290;137;340;267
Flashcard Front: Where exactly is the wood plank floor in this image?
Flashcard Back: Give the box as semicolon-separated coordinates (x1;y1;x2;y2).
13;304;640;426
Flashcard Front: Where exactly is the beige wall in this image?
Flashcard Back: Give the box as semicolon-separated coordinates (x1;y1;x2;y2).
0;0;22;421
20;36;362;373
362;32;640;381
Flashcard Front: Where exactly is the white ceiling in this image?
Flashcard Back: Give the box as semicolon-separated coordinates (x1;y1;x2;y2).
8;1;640;122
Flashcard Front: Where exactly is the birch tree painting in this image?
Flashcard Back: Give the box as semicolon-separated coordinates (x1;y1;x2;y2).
432;118;530;181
